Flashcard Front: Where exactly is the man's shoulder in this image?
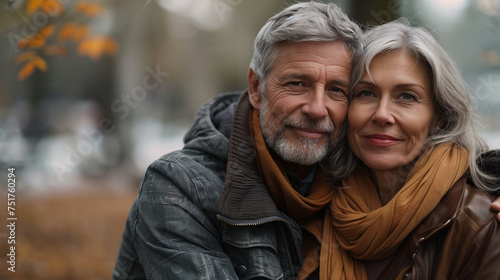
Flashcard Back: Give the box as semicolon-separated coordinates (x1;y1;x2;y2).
139;149;227;208
135;91;244;208
149;148;227;186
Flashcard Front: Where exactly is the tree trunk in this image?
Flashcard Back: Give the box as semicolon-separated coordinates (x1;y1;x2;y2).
349;0;402;29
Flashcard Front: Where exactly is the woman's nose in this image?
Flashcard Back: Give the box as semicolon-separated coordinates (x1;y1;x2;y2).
371;99;395;126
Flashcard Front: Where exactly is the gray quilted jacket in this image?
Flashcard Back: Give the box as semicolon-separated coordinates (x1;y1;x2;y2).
112;91;304;280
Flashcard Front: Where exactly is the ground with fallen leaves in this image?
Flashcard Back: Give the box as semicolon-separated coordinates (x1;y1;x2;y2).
0;185;138;280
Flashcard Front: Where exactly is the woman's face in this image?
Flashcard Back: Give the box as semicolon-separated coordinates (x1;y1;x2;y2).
348;49;438;173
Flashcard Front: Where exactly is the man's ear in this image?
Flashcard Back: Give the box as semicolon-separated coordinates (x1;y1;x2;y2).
248;68;263;109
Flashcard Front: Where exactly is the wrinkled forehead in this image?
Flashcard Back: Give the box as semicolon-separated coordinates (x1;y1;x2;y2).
267;40;353;72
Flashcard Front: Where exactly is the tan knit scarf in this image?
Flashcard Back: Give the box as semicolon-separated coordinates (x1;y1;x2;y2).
250;109;334;278
320;142;469;280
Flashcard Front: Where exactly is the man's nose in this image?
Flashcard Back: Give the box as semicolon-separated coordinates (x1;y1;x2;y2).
301;88;328;119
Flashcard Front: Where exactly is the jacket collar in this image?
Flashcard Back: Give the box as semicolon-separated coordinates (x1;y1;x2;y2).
216;91;282;221
409;177;466;248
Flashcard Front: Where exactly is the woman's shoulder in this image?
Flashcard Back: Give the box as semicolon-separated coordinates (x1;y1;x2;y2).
434;181;500;280
457;182;497;230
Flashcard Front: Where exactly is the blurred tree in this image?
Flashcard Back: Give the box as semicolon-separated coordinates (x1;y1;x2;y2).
349;0;402;28
6;0;118;80
1;0;120;167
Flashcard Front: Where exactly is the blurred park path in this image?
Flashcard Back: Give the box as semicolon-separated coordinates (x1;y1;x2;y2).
0;180;138;280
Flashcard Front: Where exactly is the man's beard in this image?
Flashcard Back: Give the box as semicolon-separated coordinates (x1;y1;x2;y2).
259;98;335;166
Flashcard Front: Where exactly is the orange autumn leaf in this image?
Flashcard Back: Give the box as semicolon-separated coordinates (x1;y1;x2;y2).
77;36;118;60
40;0;64;16
40;24;55;37
76;1;105;17
18;62;35;80
17;35;46;49
32;56;48;71
59;22;89;42
58;23;73;41
27;0;44;15
43;45;68;57
17;24;55;50
27;0;64;16
13;52;38;65
18;56;48;80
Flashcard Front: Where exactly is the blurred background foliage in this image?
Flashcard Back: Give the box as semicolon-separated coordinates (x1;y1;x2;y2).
0;0;499;279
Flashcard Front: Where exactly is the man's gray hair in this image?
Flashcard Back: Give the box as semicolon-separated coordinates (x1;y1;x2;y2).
334;18;499;192
249;2;362;92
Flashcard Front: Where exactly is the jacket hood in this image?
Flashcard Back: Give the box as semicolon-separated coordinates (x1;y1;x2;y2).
183;92;242;161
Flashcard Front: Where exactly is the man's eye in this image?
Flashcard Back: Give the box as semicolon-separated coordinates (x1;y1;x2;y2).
328;86;344;93
287;81;304;86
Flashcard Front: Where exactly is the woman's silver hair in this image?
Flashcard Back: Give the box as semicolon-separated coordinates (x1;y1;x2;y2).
249;2;362;93
331;18;499;192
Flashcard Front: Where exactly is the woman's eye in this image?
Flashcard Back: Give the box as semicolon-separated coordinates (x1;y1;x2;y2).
400;92;417;100
356;90;375;97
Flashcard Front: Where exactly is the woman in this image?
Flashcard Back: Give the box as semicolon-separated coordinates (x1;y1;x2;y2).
324;19;500;279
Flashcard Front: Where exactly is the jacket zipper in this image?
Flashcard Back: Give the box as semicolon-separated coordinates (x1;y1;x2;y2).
381;254;413;280
216;214;288;227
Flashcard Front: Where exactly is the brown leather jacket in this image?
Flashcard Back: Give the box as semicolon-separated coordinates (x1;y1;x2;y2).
376;177;500;280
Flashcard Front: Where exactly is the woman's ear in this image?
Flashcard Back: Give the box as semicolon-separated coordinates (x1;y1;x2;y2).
430;114;444;134
248;68;263;109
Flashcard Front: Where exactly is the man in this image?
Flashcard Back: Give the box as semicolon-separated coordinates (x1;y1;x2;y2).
113;2;500;280
113;3;359;279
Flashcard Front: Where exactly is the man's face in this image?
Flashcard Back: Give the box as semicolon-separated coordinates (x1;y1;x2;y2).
248;41;352;165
